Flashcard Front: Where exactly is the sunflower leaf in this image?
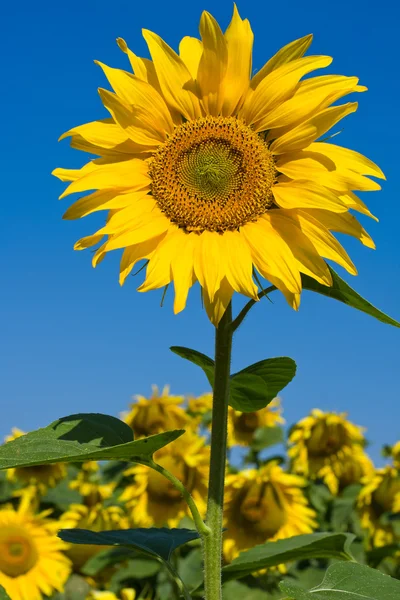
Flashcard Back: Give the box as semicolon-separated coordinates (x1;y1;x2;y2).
251;425;284;451
302;267;400;328
0;413;184;469
0;586;11;600
170;346;215;386
58;527;200;563
230;357;296;412
220;533;355;584
366;543;400;568
279;562;400;600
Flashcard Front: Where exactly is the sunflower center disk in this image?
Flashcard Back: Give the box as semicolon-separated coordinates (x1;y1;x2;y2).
150;116;276;233
0;529;38;576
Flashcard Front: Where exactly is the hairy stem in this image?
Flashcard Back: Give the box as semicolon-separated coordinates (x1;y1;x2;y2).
203;303;233;600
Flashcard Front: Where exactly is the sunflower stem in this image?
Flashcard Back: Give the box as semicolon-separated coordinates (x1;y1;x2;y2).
231;285;277;332
145;458;211;537
163;559;193;600
203;303;233;600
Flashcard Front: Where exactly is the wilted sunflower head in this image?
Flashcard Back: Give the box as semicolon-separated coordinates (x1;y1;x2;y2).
53;6;383;324
59;503;129;570
120;430;209;527
0;498;71;600
288;409;370;494
358;466;400;548
227;397;284;446
223;461;316;562
187;392;213;415
5;428;67;494
121;385;188;437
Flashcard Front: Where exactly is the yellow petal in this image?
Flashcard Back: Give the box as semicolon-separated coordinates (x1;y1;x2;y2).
139;228;184;291
100;197;157;234
221;230;258;298
308;142;385;179
270;102;358;154
251;34;313;89
99;88;165;146
119;238;161;285
179;36;203;79
52;161;98;183
197;11;228;115
241;55;332;126
221;5;254;116
193;231;224;303
74;233;104;250
63;190;150;220
142;29;202;121
68;134;145;158
340;191;378;221
171;232;197;313
272;180;348;212
269;211;332;285
117;37;161;91
95;62;174;134
293;210;358;275
256;75;363;132
104;212;171;251
304;209;375;248
242;218;301;294
59;118;129;149
57;157;150;199
203;277;234;325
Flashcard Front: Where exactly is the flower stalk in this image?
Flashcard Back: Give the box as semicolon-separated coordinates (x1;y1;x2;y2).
202;303;233;600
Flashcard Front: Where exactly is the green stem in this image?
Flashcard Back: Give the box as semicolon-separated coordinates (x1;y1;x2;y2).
163;559;193;600
203;303;233;600
146;458;211;537
231;285;277;332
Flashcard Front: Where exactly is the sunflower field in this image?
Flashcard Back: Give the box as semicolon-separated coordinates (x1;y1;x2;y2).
0;386;399;600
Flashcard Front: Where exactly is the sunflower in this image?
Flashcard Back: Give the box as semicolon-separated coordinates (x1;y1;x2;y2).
120;430;209;526
288;409;373;494
53;7;383;325
86;590;136;600
358;466;400;548
228;397;284;447
69;461;116;505
0;498;71;600
187;392;213;416
59;503;130;570
5;429;66;495
121;385;189;437
223;461;316;562
389;441;400;469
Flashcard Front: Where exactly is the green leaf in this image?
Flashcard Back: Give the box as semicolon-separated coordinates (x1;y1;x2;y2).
251;426;284;451
0;413;184;469
51;574;91;600
220;533;355;583
42;478;82;510
170;346;215;386
178;549;204;592
58;527;200;563
230;358;296;412
302;268;400;328
0;586;11;600
81;547;137;576
222;581;276;600
367;544;400;568
280;562;400;600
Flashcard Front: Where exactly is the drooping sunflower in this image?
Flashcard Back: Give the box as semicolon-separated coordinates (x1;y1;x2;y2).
121;385;189;437
186;392;213;416
53;7;383;324
288;409;373;494
358;466;400;548
0;498;71;600
59;503;130;570
5;429;67;495
69;461;116;504
228;397;284;447
223;461;316;562
120;430;209;526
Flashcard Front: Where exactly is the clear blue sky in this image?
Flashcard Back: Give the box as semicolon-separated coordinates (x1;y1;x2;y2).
1;0;399;464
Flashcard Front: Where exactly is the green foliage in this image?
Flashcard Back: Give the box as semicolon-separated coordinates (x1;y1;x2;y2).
0;414;184;469
0;586;11;600
51;575;91;600
302;268;400;328
171;346;296;411
58;527;200;563
280;562;400;599
220;533;355;584
251;426;284;451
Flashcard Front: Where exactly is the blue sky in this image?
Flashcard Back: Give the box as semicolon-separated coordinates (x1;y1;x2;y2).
1;0;399;464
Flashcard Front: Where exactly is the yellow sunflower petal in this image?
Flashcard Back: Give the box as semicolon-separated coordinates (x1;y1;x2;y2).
340;191;378;221
57;158;150;199
117;37;160;89
203;277;234;325
171;232;197;314
119;238;161;285
273;180;348;212
197;11;228;115
193;231;224;302
241;55;332;126
138;228;185;291
74;233;104;250
142;29;202;121
63;190;150;220
102;211;171;251
302;209;375;248
179;36;203;79
270;102;358;154
221;5;254;116
293;210;358;275
251;34;313;89
59;118;129;148
52;161;98;183
308;142;385;179
221;230;258;299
